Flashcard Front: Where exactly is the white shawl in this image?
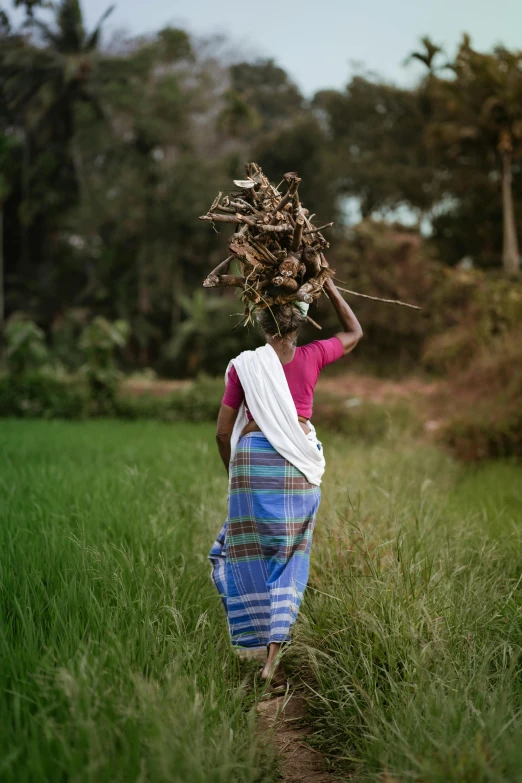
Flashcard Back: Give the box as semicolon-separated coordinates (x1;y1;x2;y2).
225;343;325;486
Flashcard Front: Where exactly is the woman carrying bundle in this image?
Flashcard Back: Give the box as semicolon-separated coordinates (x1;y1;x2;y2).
209;278;363;688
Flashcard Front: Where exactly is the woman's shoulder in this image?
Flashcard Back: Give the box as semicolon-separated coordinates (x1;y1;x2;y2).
298;336;344;367
298;336;343;352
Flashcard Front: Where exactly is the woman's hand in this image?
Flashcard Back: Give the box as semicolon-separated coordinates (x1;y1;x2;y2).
216;404;239;473
324;277;363;355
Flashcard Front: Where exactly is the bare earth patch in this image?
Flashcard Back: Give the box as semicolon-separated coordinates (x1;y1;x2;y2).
319;372;445;407
257;694;351;783
318;372;450;434
121;371;452;437
121;378;191;398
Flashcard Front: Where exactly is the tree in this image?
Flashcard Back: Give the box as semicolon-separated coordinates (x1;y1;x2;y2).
313;76;440;223
422;36;522;274
253;115;337;225
79;315;129;407
0;0;118;315
3;0;114;197
0;134;18;346
228;59;303;131
162;290;259;376
4;314;49;375
408;36;445;74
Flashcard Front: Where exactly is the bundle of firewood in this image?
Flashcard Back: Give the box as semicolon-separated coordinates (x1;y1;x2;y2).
200;163;334;326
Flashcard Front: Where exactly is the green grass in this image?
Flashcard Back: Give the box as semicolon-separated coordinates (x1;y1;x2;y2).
0;420;273;783
1;418;521;782
293;435;522;782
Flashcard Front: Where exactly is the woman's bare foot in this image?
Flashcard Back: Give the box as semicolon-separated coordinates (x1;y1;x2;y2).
260;642;286;686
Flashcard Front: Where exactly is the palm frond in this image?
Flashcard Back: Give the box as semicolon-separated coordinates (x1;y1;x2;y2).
55;0;85;53
32;18;62;48
84;4;114;51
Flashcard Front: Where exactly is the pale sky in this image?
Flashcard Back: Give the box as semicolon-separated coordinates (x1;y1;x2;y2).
73;0;522;94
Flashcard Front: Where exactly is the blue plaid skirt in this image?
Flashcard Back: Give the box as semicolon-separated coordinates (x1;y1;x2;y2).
209;432;321;649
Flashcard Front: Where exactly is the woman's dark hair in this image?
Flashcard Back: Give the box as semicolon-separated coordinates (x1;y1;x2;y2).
256;303;306;338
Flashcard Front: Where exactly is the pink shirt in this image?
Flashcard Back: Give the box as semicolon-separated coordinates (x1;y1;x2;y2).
222;336;344;420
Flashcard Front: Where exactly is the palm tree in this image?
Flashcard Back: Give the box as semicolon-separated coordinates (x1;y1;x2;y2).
0;0;115;309
1;0;114;209
163;291;255;376
0;136;16;350
421;37;522;274
408;36;444;74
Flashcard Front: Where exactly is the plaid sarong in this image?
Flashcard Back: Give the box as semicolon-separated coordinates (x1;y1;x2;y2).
209;432;321;648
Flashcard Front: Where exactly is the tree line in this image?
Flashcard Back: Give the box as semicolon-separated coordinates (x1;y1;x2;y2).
1;0;521;375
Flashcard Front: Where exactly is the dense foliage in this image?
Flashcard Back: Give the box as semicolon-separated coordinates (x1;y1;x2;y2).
1;1;522;377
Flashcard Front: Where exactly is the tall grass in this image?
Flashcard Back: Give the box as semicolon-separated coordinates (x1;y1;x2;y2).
2;418;521;782
0;420;273;783
293;434;522;782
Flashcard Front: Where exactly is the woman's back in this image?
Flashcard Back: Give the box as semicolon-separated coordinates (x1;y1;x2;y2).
222;336;344;420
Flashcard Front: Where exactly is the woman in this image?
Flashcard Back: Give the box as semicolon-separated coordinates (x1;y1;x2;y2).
209;278;362;686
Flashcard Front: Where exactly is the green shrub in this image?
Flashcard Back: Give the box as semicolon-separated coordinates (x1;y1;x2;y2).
0;373;88;419
422;268;522;374
51;308;90;371
442;327;522;460
314;395;419;442
115;376;222;422
325;221;435;372
0;372;222;423
79;317;130;412
5;315;49;375
444;412;522;461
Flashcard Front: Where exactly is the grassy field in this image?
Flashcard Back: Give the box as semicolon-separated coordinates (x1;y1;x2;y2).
0;420;273;783
1;418;521;782
296;436;522;781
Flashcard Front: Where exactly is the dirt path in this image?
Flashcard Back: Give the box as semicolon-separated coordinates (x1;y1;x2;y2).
319;372;450;435
256;694;351;783
121;372;449;424
319;372;444;406
121;378;191;397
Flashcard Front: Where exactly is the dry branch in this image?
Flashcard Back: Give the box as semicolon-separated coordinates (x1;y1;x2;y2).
306;315;322;330
270;174;301;222
200;162;421;326
304;222;334;235
258;223;293;234
200;213;256;227
202;274;244;288
199;163;333;319
335;283;423;310
291;215;304;251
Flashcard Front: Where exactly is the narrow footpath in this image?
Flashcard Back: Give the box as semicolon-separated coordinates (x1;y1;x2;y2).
256;694;352;783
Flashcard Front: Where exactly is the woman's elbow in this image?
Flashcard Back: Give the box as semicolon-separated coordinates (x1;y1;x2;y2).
339;327;363;355
216;429;231;444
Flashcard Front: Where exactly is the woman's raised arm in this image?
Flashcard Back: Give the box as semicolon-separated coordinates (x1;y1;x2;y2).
323;277;363;355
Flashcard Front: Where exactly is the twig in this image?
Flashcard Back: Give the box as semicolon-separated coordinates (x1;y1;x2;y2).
335;282;422;310
209;191;222;211
200;213;256;227
272;276;299;292
202;274;244;288
215;204;237;214
250;240;278;263
304;222;334;235
306;315;322;330
291;215;304;251
228;199;260;214
258;223;293;233
202;255;234;286
269;175;301;223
